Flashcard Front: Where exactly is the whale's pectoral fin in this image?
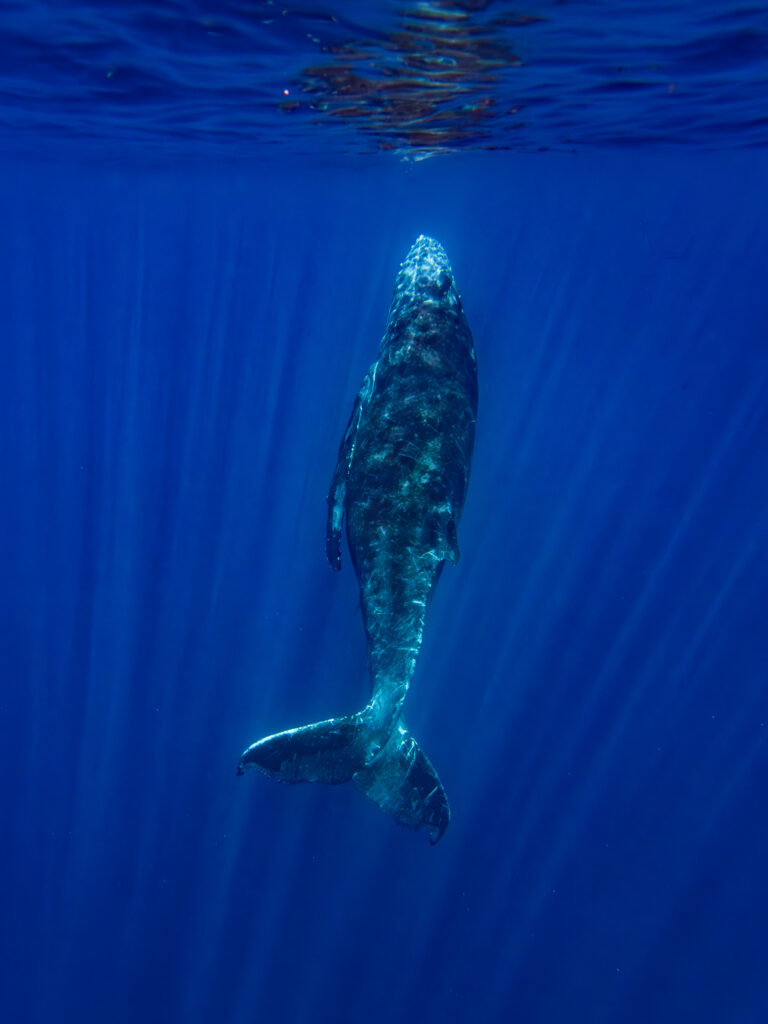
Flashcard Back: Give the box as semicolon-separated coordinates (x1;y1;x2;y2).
238;714;365;785
325;482;345;572
352;719;450;844
326;363;378;571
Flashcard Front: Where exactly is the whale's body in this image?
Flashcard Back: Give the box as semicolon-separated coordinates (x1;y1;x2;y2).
238;236;477;842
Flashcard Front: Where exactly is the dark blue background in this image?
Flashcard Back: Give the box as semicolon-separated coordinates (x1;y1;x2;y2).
1;150;767;1023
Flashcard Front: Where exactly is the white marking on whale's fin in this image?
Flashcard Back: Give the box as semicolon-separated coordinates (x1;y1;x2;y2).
428;503;460;565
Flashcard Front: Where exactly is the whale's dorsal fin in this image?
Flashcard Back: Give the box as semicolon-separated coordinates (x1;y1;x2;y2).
326;363;377;570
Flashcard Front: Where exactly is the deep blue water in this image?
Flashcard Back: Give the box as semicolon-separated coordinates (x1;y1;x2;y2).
2;5;768;1024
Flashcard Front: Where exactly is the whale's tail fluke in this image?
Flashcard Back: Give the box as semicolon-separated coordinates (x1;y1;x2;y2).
238;711;449;843
352;717;450;844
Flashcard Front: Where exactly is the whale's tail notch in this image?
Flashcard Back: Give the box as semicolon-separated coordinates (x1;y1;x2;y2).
238;711;449;843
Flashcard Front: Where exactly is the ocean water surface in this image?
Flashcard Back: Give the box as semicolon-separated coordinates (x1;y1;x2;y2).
1;3;767;1023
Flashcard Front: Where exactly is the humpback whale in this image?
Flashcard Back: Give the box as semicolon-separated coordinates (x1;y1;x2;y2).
238;235;477;843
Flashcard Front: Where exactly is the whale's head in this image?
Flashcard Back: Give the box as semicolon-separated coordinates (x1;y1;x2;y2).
381;235;475;372
393;235;457;310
